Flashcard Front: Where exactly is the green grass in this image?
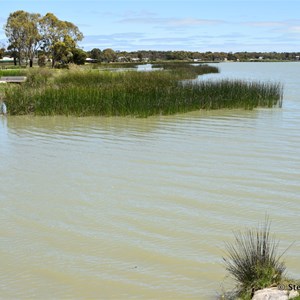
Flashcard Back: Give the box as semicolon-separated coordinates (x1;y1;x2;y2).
0;69;28;77
3;64;283;116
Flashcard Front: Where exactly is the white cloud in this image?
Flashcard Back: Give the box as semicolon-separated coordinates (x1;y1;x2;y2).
122;9;157;18
286;26;300;33
81;33;146;50
242;19;300;34
243;21;284;27
118;16;224;27
167;18;224;26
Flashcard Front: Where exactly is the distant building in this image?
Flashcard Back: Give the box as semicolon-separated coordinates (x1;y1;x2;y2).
85;58;98;63
117;56;128;62
0;56;14;63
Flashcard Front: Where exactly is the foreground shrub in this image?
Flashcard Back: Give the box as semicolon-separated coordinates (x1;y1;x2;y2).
223;218;287;299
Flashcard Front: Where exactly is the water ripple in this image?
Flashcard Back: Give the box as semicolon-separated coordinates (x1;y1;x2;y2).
1;62;300;299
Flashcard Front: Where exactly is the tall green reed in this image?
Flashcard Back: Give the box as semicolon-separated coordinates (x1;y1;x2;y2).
4;65;283;117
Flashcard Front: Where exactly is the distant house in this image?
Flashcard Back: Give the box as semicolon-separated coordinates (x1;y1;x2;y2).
250;57;264;61
117;56;128;62
85;57;98;63
0;56;14;63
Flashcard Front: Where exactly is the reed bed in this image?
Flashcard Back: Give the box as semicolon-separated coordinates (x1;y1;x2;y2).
153;62;219;80
181;80;283;110
4;64;283;117
97;62;142;69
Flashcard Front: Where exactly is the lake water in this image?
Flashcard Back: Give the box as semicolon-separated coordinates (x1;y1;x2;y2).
0;62;299;299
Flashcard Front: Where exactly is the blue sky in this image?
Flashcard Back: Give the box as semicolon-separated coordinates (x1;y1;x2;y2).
1;0;300;52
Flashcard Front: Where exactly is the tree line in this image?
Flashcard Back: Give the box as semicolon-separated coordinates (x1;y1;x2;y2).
86;49;300;63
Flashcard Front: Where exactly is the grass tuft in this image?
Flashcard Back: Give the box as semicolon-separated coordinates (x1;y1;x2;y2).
223;217;287;299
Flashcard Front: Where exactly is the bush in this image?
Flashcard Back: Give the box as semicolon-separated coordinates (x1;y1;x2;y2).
38;55;47;67
223;217;287;299
25;68;54;87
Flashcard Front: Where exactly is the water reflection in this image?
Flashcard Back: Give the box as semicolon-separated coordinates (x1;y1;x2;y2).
6;109;261;137
0;114;7;134
0;115;8;154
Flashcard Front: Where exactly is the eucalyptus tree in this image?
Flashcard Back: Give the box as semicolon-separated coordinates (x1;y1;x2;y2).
39;13;83;67
5;11;84;67
4;10;41;66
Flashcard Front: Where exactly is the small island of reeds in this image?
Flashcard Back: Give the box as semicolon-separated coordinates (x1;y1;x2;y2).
2;63;283;117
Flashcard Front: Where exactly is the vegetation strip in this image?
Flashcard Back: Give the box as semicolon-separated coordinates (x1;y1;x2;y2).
2;64;283;117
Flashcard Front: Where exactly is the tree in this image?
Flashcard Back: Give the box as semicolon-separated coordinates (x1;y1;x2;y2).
25;13;42;67
39;13;83;67
4;10;41;67
6;45;18;65
37;54;47;67
71;48;87;65
4;11;84;68
52;41;71;66
102;48;116;63
5;10;28;65
227;52;237;61
90;48;102;61
137;51;143;62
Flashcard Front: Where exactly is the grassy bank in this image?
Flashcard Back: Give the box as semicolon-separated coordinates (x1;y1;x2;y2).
3;64;283;117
